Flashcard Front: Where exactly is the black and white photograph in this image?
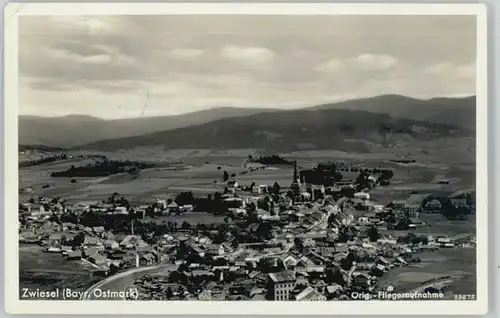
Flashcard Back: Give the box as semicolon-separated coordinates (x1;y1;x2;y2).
4;3;488;315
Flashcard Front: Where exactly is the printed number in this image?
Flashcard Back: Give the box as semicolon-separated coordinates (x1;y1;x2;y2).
454;294;476;300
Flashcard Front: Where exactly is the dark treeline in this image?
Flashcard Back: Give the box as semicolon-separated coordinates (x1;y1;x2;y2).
19;154;68;168
250;154;293;165
172;191;230;215
19;145;65;152
300;170;343;186
50;160;156;177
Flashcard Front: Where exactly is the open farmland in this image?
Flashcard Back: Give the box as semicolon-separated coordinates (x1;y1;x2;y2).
19;147;475;208
19;245;100;299
378;248;476;297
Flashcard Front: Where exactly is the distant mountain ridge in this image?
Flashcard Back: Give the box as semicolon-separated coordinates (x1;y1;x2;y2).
19;107;280;148
19;95;475;149
81;107;472;153
311;94;476;129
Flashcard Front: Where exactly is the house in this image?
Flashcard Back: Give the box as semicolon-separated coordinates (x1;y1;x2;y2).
377;238;398;245
267;270;296;301
119;235;143;249
252;185;268;194
93;265;110;277
204;244;225;256
113;206;128;215
45;246;61;253
83;247;99;258
436;237;452;245
180;205;194;213
102;231;116;241
191;270;215;280
424;199;442;213
370;264;386;277
352;272;373;289
227;180;239;189
198;289;212;301
326;284;344;299
60;245;73;254
45;233;63;246
19;232;40;244
107;249;127;260
103;240;119;250
389;200;406;209
61;222;78;232
281;253;299;269
89;254;107;266
166;202;180;214
409;218;425;228
67;250;82;260
354;192;370;201
83;236;101;247
294;286;326;301
92;226;105;235
140;253;156;266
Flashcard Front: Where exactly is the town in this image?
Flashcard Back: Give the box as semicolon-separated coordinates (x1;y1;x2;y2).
18;155;476;301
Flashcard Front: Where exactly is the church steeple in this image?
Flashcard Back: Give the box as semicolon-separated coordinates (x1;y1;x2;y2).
291;161;300;196
293;160;298;182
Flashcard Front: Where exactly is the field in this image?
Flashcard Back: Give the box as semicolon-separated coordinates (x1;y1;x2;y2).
19;147;475;208
19;149;298;205
380;214;476;238
19;245;101;300
378;248;476;297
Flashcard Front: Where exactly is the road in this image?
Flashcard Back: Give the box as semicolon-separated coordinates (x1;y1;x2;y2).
81;264;178;300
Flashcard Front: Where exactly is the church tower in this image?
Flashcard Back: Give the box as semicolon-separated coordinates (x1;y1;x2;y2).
291;161;301;195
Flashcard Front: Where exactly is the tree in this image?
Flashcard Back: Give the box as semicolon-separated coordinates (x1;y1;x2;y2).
367;226;380;242
165;287;174;299
325;267;346;285
355;171;370;191
340;187;355;199
223;171;229;182
380;170;394;181
231;238;239;249
72;232;85;247
340;252;357;270
272;182;281;195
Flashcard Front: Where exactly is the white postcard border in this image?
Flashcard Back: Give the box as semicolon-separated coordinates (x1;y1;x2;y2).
3;2;488;315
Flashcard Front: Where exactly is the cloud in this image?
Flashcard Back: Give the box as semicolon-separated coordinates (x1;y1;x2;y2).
220;45;275;64
351;54;399;71
317;54;399;74
167;48;204;59
424;62;450;75
457;62;476;79
424;61;476;80
316;58;345;73
18;15;477;118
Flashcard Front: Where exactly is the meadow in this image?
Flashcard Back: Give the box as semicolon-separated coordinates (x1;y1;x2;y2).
19;147;475;208
377;248;476;296
18;245;101;299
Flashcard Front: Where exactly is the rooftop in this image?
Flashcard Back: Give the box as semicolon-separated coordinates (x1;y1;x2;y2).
268;270;296;283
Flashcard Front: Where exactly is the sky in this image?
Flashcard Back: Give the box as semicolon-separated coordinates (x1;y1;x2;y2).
19;15;477;119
